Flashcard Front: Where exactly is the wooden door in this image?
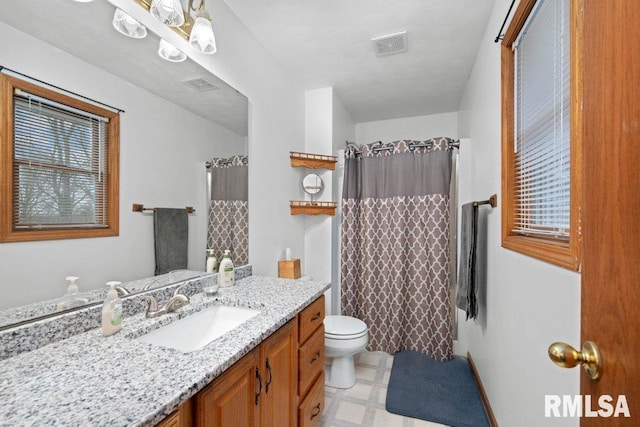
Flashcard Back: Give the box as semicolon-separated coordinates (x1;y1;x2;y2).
581;0;640;424
261;319;298;427
196;347;261;427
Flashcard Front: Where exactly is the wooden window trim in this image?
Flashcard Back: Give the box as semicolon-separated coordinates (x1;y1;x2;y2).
0;75;119;242
500;0;583;271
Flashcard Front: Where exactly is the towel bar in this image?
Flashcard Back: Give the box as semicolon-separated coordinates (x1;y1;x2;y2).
472;194;498;208
132;204;195;214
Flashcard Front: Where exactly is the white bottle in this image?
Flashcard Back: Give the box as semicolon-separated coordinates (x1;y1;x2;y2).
218;250;235;288
101;281;123;336
206;249;218;273
56;276;88;311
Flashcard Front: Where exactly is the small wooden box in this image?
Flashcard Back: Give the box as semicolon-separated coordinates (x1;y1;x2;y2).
278;259;301;279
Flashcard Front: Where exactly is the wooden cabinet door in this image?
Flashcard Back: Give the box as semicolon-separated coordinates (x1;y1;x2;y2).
261;320;298;427
196;347;261;427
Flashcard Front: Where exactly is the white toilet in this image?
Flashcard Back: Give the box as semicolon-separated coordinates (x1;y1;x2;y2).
324;315;368;389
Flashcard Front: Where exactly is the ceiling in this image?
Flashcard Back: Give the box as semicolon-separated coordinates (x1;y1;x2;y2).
0;0;248;136
0;0;497;128
224;0;497;123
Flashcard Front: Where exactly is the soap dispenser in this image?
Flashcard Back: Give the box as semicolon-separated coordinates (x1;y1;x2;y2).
218;250;235;288
206;249;218;273
56;276;88;312
101;281;123;336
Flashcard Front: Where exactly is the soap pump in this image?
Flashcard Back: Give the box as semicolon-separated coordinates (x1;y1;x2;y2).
218;250;235;288
101;281;123;336
56;276;88;312
206;249;218;273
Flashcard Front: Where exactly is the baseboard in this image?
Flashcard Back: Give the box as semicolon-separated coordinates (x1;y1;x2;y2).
467;352;499;427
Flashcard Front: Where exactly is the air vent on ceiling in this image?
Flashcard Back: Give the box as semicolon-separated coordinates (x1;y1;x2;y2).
371;31;408;57
182;77;220;92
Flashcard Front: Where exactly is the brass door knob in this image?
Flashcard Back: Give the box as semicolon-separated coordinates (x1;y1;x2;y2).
548;341;602;380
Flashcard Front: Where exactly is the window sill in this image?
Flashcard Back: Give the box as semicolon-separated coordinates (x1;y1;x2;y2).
0;226;119;243
502;234;580;271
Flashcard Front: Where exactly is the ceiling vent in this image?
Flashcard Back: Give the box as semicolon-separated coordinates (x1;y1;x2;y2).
182;77;220;92
371;31;408;57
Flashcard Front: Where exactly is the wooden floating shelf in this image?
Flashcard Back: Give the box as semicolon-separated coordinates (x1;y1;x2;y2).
290;151;337;170
290;200;337;216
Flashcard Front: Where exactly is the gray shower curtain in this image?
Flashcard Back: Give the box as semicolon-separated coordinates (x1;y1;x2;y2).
341;138;454;361
207;155;248;266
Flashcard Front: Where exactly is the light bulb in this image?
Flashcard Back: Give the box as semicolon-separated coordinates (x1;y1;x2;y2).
112;8;147;39
189;14;217;54
158;39;187;62
150;0;185;27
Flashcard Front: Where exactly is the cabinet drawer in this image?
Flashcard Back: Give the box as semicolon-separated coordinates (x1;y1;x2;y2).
298;295;325;344
298;325;324;397
298;371;325;427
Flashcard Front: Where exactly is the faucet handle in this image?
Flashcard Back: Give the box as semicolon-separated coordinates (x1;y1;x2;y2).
173;283;189;298
145;296;158;312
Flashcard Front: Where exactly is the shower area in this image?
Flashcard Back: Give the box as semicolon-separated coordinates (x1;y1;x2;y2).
335;137;459;361
206;155;249;266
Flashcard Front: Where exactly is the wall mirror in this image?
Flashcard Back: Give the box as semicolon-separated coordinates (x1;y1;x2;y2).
302;173;324;196
0;0;248;329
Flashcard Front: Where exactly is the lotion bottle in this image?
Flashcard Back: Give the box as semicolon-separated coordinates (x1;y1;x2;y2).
218;250;235;288
101;281;123;336
205;249;218;273
56;276;88;311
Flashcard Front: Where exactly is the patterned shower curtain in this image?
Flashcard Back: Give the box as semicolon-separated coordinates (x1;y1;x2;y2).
207;155;248;266
341;138;454;362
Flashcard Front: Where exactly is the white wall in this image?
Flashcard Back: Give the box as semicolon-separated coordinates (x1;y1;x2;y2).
304;88;334;284
0;22;244;308
330;93;355;315
300;88;354;315
355;112;459;144
456;0;581;425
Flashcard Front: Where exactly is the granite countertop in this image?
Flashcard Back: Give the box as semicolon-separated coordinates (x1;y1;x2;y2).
0;276;330;426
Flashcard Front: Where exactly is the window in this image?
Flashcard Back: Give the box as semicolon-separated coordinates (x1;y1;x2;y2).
0;75;119;242
501;0;582;270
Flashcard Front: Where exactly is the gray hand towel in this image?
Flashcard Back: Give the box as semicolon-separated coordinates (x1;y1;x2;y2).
154;208;188;275
456;203;478;320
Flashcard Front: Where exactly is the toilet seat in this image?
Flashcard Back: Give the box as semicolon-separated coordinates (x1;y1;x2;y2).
324;315;367;339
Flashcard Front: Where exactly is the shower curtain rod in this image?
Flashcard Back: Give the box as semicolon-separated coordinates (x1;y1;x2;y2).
345;139;460;152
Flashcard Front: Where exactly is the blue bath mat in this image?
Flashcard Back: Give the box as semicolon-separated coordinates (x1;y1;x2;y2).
386;351;490;427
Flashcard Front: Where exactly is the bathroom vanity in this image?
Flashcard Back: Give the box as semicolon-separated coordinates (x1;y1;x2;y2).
0;275;329;426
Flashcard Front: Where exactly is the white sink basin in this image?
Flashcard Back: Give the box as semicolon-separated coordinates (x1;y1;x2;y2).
136;305;260;352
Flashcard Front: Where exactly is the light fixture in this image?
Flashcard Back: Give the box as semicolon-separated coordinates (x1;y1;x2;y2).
158;39;187;62
112;8;147;39
71;0;95;3
150;0;185;27
189;6;216;54
116;0;218;58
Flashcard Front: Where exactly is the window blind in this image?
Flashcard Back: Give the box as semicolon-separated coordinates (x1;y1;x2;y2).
13;92;109;229
513;0;570;238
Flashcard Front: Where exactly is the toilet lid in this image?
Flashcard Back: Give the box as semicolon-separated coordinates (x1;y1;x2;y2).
324;315;367;336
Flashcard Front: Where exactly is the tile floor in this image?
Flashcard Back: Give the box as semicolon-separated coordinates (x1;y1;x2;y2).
319;351;446;427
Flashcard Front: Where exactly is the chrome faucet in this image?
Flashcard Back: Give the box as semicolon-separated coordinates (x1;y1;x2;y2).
114;285;131;297
145;286;190;318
